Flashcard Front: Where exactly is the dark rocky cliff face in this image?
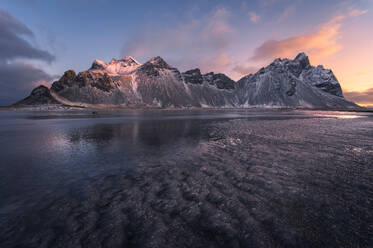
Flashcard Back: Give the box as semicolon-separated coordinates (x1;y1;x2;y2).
182;69;235;90
51;70;77;92
52;70;115;93
182;69;204;85
14;86;59;106
138;56;177;77
203;72;235;90
301;65;343;97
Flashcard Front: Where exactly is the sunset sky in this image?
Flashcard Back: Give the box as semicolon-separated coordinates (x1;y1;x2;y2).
0;0;372;106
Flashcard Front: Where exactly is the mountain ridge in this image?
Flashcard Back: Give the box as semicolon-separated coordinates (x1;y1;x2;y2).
13;52;359;109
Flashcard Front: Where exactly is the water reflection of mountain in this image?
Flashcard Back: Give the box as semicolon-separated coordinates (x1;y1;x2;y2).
67;119;209;148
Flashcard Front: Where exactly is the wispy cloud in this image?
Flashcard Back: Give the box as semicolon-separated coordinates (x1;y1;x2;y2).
250;7;368;62
249;12;260;23
122;7;236;73
260;0;279;7
278;5;295;22
344;88;373;106
251;16;343;61
347;8;368;17
232;65;259;76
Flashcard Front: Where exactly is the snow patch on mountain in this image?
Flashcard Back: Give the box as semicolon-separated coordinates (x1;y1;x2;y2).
89;56;141;76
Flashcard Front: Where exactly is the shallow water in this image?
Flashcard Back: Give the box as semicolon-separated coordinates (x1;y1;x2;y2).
0;109;372;247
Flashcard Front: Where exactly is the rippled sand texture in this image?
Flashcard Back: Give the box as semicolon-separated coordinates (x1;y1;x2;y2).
0;111;372;247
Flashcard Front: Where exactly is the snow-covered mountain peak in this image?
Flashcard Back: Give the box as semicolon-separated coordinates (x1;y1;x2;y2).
95;56;140;75
294;52;308;62
272;58;283;65
90;59;107;70
293;52;310;69
262;52;311;77
111;56;141;66
146;56;172;69
268;52;310;69
136;56;176;78
89;56;141;75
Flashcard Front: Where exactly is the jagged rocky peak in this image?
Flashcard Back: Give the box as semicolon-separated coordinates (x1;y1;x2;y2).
29;86;53;99
303;64;343;97
110;56;140;67
101;56;141;75
51;70;77;92
294;52;310;66
243;52;341;96
280;52;342;97
138;56;176;77
61;70;77;81
146;56;172;69
266;52;311;75
182;69;203;84
90;59;107;70
288;52;311;75
90;56;140;71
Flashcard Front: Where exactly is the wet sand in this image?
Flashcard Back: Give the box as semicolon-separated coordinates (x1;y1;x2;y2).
0;109;372;247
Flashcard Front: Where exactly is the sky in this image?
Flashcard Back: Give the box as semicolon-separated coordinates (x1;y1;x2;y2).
0;0;372;106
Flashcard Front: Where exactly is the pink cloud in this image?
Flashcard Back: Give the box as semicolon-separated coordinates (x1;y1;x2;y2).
278;5;295;22
232;65;259;76
348;8;368;17
251;15;344;61
33;79;51;88
251;8;368;62
344;88;373;106
260;0;279;7
122;7;236;73
249;12;260;23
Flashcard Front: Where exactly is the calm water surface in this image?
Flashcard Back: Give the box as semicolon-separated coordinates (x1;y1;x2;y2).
0;109;372;247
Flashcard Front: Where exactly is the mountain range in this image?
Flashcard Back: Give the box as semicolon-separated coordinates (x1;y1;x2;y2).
14;52;358;109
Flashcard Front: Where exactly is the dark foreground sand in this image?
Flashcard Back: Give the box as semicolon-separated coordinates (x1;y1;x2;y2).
0;110;372;247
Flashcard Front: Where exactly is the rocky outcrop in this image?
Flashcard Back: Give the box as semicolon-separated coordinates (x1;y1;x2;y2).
302;65;343;97
51;70;77;92
14;86;60;106
138;56;178;78
182;69;204;85
182;69;235;90
90;59;107;70
203;72;235;90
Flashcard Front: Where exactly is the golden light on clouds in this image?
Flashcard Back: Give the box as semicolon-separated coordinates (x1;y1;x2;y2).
344;88;373;107
250;8;368;62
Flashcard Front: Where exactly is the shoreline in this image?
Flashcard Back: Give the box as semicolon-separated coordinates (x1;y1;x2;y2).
1;105;372;113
